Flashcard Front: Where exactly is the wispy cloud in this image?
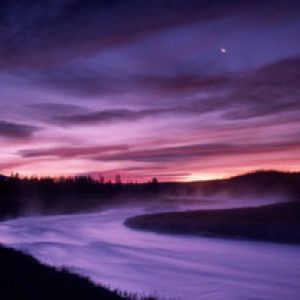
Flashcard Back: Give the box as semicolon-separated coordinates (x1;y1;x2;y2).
97;141;300;163
0;121;40;139
19;145;130;158
53;109;165;125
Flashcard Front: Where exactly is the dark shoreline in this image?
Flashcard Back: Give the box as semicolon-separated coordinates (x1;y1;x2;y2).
125;202;300;245
0;244;159;300
0;245;133;300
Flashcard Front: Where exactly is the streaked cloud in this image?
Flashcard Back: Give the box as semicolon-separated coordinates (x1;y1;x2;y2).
97;141;300;163
0;121;40;139
19;145;129;158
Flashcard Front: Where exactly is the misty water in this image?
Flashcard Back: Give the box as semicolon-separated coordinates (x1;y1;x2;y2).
0;199;300;300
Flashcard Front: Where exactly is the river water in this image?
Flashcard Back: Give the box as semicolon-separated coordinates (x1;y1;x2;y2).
0;203;299;300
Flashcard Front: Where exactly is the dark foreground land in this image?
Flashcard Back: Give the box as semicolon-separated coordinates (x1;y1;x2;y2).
0;245;156;300
125;202;300;244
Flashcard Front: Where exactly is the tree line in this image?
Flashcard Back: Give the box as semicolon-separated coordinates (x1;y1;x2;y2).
0;174;160;219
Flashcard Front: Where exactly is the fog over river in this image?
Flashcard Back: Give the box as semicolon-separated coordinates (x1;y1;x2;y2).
0;199;300;300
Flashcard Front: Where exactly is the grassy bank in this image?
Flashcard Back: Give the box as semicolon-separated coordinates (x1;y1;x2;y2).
0;245;156;300
125;202;300;244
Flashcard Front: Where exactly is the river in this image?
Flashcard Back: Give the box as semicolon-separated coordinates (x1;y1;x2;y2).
0;202;299;300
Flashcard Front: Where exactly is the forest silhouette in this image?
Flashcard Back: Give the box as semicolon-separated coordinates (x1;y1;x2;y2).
0;170;299;219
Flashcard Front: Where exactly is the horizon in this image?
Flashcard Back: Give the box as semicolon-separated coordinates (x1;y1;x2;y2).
1;168;298;184
0;0;299;182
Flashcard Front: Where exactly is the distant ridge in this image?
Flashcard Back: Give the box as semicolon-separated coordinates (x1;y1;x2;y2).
185;170;300;201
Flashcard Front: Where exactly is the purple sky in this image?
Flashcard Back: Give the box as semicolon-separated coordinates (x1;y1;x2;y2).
0;0;299;181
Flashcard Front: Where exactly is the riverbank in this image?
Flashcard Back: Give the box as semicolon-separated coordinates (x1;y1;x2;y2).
125;201;300;244
0;245;156;300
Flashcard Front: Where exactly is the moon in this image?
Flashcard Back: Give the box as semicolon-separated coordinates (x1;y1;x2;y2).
220;48;227;54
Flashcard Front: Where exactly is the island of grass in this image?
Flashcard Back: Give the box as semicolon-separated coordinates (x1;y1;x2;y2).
0;245;156;300
125;201;300;244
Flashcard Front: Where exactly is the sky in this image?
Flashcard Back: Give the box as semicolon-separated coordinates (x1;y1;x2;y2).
0;0;299;182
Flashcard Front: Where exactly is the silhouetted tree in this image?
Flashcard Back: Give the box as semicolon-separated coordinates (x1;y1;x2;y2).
115;174;122;185
151;177;158;185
